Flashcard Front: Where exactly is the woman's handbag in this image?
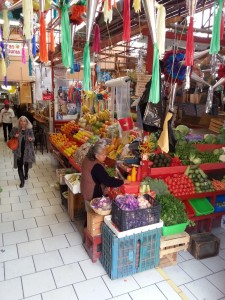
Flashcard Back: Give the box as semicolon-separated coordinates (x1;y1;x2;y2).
7;137;19;151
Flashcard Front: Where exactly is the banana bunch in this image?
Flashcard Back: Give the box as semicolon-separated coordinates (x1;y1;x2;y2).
108;150;117;160
82;105;89;113
88;115;98;125
68;174;80;185
98;110;110;121
116;144;124;155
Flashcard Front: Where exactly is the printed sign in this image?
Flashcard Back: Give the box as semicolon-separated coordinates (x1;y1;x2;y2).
7;43;23;56
42;90;54;101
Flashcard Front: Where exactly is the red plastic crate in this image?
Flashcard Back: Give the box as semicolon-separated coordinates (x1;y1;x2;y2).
184;200;196;218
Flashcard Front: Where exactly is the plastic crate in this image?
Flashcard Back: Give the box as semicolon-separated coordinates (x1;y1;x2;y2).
189;198;214;216
214;195;225;213
100;223;161;279
184;201;195;218
162;222;188;236
64;173;81;194
56;168;73;185
111;200;161;232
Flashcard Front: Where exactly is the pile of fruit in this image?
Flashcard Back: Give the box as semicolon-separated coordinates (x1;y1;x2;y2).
60;121;79;136
185;166;214;193
164;174;195;197
73;130;92;144
106;137;124;160
211;179;225;191
150;153;171;168
49;133;78;157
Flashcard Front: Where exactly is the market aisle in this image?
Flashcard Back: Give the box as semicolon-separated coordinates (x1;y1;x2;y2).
0;133;225;300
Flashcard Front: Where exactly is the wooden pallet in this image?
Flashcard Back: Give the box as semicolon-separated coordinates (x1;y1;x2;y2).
159;252;177;268
160;232;190;258
209;118;224;133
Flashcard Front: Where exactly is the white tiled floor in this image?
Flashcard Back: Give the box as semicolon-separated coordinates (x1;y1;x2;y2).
0;134;225;300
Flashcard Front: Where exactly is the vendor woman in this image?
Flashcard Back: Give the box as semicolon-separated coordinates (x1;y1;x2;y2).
81;142;126;212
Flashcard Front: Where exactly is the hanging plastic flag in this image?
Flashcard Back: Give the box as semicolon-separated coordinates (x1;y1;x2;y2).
210;0;223;55
185;16;194;66
211;53;217;79
4;43;10;68
123;0;130;42
156;3;166;59
29;55;32;76
70;24;76;48
133;0;141;13
39;7;48;63
221;11;224;40
61;2;72;67
49;29;55;52
32;34;36;57
92;24;100;53
22;46;26;64
104;0;113;23
3;9;10;41
184;66;191;90
205;78;225;113
70;51;74;74
83;0;98;91
191;72;211;87
22;0;33;40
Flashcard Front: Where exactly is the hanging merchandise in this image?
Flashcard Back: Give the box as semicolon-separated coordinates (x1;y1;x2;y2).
49;29;55;52
39;11;48;63
104;0;113;23
70;3;86;25
142;0;160;104
3;9;10;41
155;3;166;59
220;11;224;39
61;2;72;68
22;0;33;40
106;76;133;131
33;0;52;11
32;34;37;57
122;0;130;42
83;0;98;91
210;0;223;55
92;24;100;53
218;64;225;85
205;78;225;113
163;50;187;85
74;62;81;72
29;55;32;76
185;0;197;66
133;0;141;13
22;46;26;64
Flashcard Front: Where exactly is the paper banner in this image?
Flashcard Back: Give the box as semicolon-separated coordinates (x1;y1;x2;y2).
142;0;157;44
86;0;98;42
186;0;198;17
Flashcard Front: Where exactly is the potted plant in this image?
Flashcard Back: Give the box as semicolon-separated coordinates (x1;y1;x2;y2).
156;194;192;236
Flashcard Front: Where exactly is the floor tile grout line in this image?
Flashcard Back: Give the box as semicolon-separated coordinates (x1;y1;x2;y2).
205;272;225;297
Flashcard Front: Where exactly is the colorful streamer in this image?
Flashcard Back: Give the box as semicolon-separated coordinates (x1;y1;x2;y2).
28;55;32;76
210;0;223;54
3;9;9;40
61;3;72;68
22;47;26;64
220;12;224;40
104;0;113;23
22;0;33;40
185;16;194;66
49;29;55;52
39;12;48;63
149;43;160;104
92;24;101;53
83;42;91;91
70;51;74;74
133;0;141;13
156;3;166;59
32;34;36;57
122;0;130;42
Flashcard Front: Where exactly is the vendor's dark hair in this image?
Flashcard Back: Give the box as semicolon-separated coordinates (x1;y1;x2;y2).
87;143;106;161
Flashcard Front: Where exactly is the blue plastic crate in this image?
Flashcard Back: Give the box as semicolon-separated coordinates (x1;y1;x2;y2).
100;223;161;279
215;195;225;213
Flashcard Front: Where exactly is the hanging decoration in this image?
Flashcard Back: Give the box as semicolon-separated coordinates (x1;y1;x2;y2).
133;0;141;13
123;0;130;42
163;50;187;85
185;17;194;66
83;0;98;91
39;0;48;63
0;46;7;87
61;2;72;68
104;0;113;24
218;64;225;85
22;0;33;40
4;43;10;67
32;34;36;57
49;29;55;52
220;10;224;39
142;0;160;104
33;0;52;11
3;9;10;41
92;24;100;53
210;0;223;55
155;3;166;59
29;55;32;76
70;3;86;25
22;46;26;64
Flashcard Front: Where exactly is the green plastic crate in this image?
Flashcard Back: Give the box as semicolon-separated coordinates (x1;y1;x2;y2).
162;222;188;236
189;198;214;216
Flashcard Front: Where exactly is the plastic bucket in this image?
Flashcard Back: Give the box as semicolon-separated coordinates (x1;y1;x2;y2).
118;117;133;131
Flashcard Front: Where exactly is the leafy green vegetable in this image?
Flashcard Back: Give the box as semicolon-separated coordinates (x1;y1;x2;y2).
141;177;169;195
175;125;190;137
203;134;218;144
156;194;189;226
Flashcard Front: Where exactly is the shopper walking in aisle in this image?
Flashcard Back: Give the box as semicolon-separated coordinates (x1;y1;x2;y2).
81;142;126;213
0;100;15;142
17;103;34;124
10;116;35;188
